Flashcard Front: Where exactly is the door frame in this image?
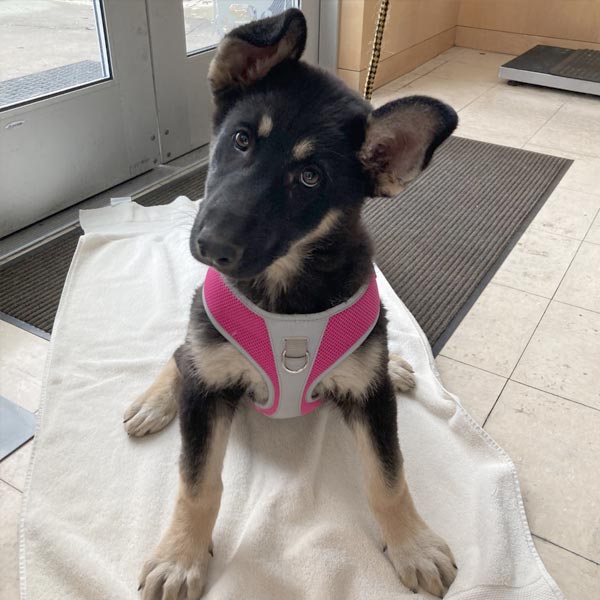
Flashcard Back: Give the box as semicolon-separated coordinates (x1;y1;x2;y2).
0;0;160;238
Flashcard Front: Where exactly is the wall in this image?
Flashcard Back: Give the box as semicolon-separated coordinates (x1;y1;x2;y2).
336;1;600;93
337;0;460;92
456;0;600;54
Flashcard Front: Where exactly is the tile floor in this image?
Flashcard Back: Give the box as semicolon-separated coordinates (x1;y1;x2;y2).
1;46;599;598
376;46;600;597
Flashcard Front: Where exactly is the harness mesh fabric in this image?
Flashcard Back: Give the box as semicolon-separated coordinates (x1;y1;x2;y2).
203;269;280;415
302;275;381;409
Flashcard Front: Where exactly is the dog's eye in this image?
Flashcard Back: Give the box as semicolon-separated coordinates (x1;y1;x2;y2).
234;131;250;151
300;168;320;188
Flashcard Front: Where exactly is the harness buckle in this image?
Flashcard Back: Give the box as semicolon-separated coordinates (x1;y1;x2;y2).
282;337;309;373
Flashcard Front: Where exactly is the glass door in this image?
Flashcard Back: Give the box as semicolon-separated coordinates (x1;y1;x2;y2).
0;0;159;237
146;0;324;162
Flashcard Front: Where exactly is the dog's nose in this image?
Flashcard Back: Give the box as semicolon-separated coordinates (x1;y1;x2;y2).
195;232;242;270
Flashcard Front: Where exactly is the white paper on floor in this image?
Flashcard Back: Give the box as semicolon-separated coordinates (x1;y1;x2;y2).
20;197;564;600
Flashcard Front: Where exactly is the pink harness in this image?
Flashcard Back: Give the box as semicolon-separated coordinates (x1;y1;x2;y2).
202;267;381;419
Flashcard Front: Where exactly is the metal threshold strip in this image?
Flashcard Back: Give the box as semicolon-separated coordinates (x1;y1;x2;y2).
0;145;209;265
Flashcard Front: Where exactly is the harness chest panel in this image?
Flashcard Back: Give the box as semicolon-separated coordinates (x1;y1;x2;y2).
202;267;381;419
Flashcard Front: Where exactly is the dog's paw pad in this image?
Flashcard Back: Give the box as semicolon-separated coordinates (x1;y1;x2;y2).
124;393;176;437
386;528;456;598
389;353;416;392
139;554;208;600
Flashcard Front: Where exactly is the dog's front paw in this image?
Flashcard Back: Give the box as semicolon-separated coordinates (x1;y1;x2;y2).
386;527;456;598
139;546;210;600
123;389;177;437
389;353;416;392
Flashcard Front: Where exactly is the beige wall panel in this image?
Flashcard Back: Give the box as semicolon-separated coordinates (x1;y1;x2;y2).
458;1;600;44
458;0;527;32
361;0;460;70
455;26;600;55
365;27;456;90
360;0;384;70
339;0;459;90
336;67;362;91
338;0;366;70
524;1;600;43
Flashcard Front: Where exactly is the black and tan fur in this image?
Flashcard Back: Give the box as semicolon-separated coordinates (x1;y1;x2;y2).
124;9;458;599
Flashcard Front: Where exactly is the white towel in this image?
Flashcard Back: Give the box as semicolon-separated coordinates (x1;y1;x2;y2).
20;197;564;600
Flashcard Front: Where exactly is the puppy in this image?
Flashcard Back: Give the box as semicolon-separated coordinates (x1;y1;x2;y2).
124;9;458;599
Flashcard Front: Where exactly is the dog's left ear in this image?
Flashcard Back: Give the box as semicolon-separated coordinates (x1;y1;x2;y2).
359;96;458;197
208;8;307;96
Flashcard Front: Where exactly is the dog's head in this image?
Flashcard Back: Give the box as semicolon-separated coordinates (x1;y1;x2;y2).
191;9;457;279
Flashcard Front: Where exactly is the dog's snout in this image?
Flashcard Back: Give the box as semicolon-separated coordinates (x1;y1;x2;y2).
195;231;242;270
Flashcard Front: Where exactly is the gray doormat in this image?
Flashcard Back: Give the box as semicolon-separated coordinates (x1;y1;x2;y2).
0;60;105;109
0;167;208;334
0;137;571;350
362;136;571;351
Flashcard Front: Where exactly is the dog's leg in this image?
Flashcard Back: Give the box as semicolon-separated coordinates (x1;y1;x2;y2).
124;356;180;437
347;377;456;597
388;353;416;393
139;377;237;599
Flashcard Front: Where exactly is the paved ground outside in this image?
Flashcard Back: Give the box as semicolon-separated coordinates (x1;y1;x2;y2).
0;0;102;81
0;0;288;84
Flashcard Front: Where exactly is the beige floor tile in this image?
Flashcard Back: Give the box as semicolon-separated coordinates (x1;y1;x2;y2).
513;302;600;410
375;71;424;94
371;89;401;109
524;143;600;197
0;440;33;492
522;143;582;161
453;123;521;148
502;81;586;106
440;283;548;377
485;381;600;561
428;59;501;84
530;187;600;241
555;242;600;313
434;355;506;425
374;54;452;96
438;46;470;61
492;228;580;298
534;537;600;600
530;101;600;159
0;375;42;414
450;48;515;69
456;85;564;148
586;212;600;245
410;54;451;76
564;92;600;108
0;480;21;600
376;73;494;112
0;321;48;412
557;157;600;197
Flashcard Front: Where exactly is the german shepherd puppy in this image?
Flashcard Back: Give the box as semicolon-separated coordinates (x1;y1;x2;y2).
124;9;458;599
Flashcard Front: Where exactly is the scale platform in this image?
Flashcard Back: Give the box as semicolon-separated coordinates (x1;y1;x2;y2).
499;45;600;96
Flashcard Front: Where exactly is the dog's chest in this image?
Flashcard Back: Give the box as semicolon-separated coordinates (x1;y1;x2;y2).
190;338;382;406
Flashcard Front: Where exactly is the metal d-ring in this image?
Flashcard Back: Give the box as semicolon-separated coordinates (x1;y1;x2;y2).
281;350;310;374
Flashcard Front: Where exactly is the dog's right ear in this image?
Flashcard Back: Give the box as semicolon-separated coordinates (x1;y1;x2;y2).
208;8;307;98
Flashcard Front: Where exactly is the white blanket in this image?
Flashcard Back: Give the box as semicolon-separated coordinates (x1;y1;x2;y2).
20;198;564;600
